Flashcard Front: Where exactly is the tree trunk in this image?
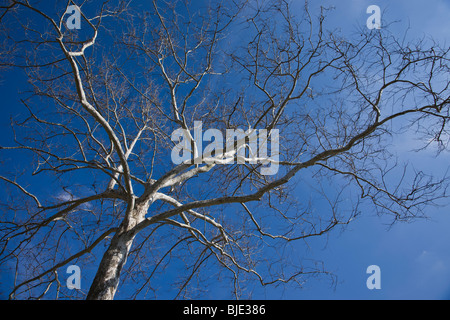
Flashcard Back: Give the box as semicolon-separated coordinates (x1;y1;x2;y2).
86;229;135;300
86;205;147;300
86;201;151;300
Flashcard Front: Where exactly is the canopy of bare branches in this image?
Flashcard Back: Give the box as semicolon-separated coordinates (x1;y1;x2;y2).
0;0;449;299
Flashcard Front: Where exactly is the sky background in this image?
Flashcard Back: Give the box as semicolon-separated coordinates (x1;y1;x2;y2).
276;0;450;300
1;0;450;300
279;0;450;300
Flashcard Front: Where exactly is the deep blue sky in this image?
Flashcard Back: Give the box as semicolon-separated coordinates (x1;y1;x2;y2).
1;0;450;300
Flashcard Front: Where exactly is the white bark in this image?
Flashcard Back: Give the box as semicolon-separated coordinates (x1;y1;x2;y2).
86;231;135;300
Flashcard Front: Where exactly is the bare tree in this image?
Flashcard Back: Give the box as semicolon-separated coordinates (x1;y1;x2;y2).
0;0;449;300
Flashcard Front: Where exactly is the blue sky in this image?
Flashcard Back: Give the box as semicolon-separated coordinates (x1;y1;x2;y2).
277;0;450;300
1;0;450;300
271;0;450;300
